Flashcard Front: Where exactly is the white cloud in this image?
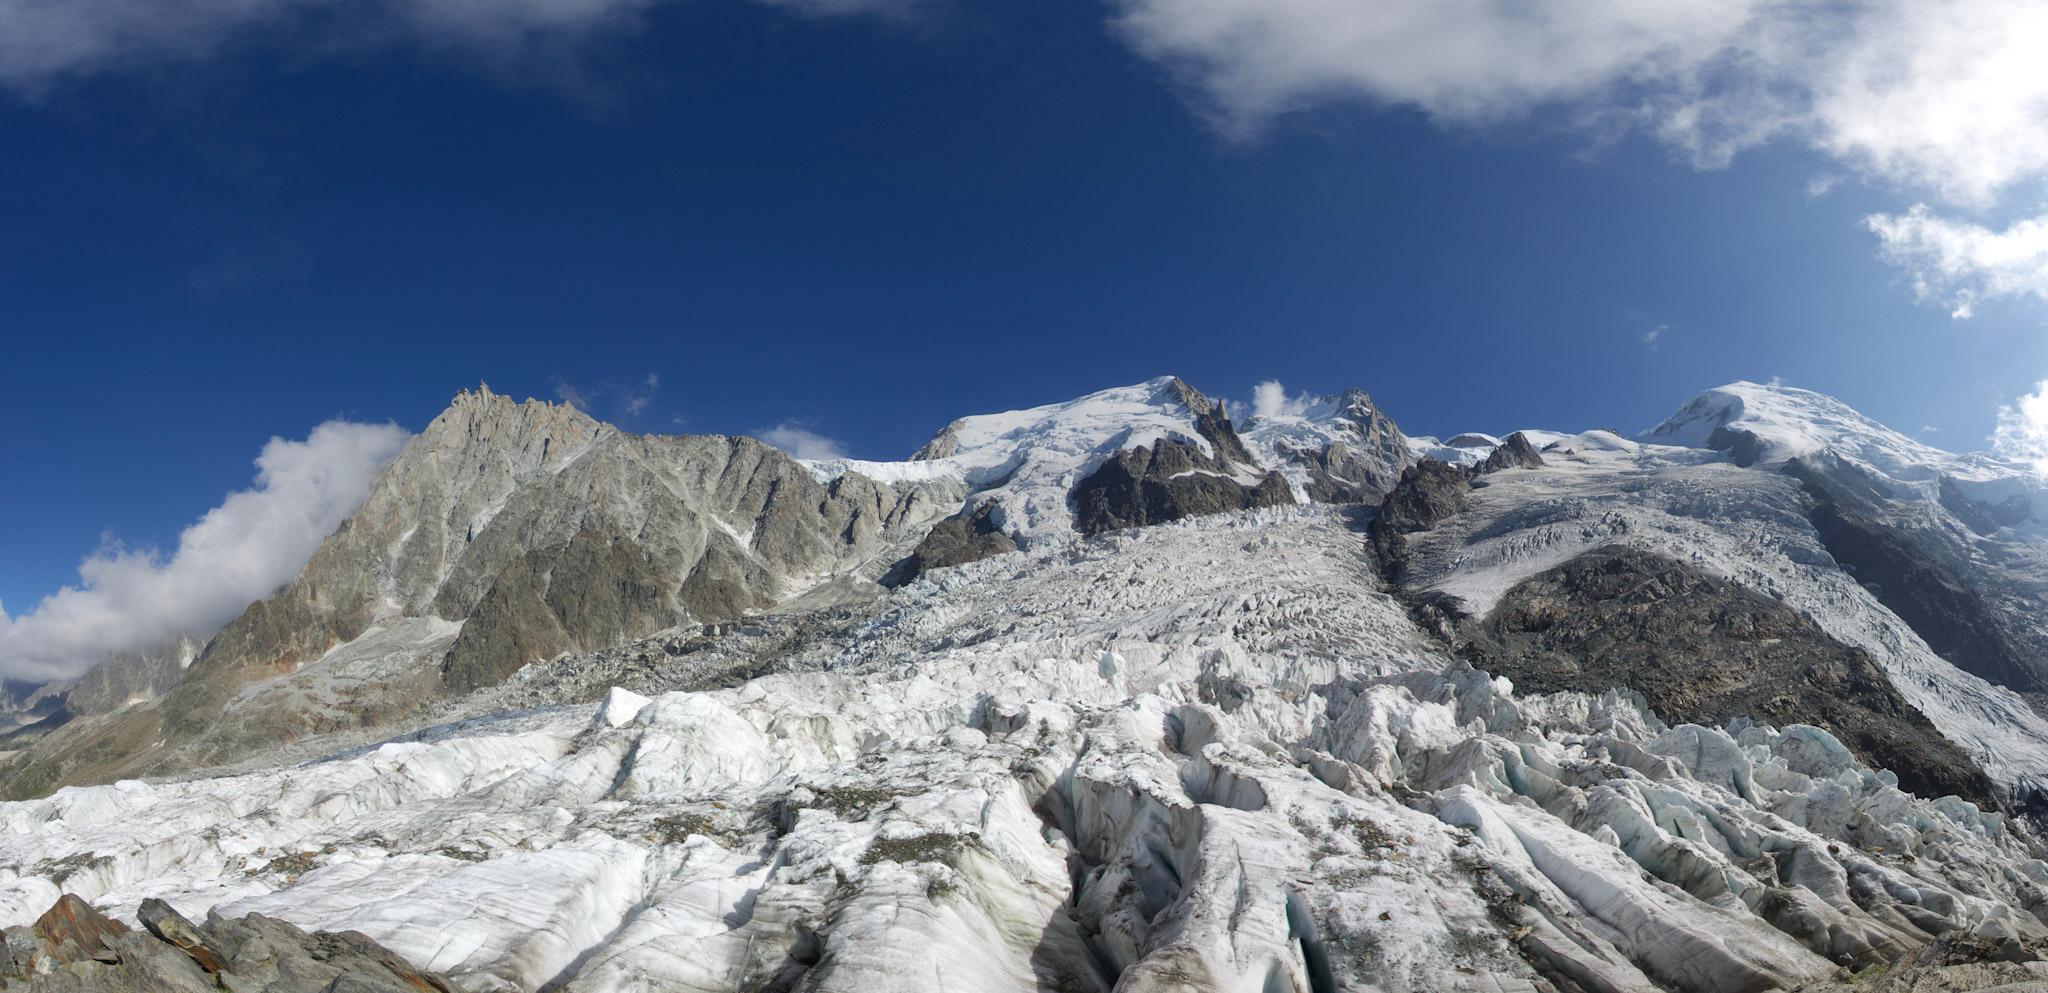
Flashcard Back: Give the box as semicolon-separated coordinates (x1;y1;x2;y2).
1249;379;1312;421
1994;379;2048;474
554;373;660;417
554;381;594;411
0;0;923;92
1110;1;2048;315
1866;205;2048;319
625;374;659;416
1115;0;1756;139
0;419;410;683
1110;1;2048;207
756;422;848;460
1642;324;1669;349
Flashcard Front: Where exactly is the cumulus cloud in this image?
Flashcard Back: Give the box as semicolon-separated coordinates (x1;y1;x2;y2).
1108;1;2048;313
1114;0;1757;140
1111;1;2048;206
554;381;594;411
1249;379;1312;421
0;0;925;93
1867;205;2048;319
626;374;658;416
757;422;849;460
0;420;410;683
553;373;660;418
1995;380;2048;474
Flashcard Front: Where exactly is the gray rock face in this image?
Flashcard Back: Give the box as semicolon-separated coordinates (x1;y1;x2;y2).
0;680;66;738
1463;545;1999;807
62;634;200;719
1324;388;1413;495
428;431;956;691
0;894;452;992
0;636;198;751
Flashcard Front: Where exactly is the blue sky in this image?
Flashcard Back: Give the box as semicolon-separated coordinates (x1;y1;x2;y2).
6;0;2048;660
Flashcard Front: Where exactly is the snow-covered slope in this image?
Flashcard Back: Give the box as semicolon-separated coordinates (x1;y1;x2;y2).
1237;388;1413;502
1646;381;1940;468
1387;438;2048;796
811;376;1259;542
7;509;2046;993
1646;380;2042;493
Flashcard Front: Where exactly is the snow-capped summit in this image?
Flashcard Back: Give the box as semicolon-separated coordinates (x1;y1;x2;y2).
905;376;1244;538
1646;381;2048;529
813;377;1281;545
1237;387;1413;502
1645;380;1954;476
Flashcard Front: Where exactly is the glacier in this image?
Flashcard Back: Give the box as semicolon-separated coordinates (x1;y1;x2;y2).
8;378;2048;992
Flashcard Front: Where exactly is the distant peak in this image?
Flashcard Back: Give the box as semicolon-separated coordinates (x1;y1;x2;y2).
1646;380;1947;471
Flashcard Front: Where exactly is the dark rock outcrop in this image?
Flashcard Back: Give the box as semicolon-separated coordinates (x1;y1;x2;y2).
1163;377;1258;467
888;501;1019;584
1070;380;1296;536
1707;425;1770;467
1071;440;1294;536
1474;432;1545;474
1;895;453;993
1366;460;1474;583
1788;455;2047;700
1464;546;1998;807
1939;475;2032;536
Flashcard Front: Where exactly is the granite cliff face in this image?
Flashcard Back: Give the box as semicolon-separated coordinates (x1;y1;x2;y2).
0;387;963;795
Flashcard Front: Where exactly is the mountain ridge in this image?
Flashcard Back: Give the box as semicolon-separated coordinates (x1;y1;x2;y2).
9;375;2048;992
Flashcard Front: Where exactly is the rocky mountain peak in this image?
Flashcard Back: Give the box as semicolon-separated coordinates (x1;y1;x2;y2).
1157;374;1219;416
1237;384;1414;503
420;383;608;476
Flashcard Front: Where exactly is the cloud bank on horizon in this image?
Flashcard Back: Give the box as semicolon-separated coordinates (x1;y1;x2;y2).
0;420;410;683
